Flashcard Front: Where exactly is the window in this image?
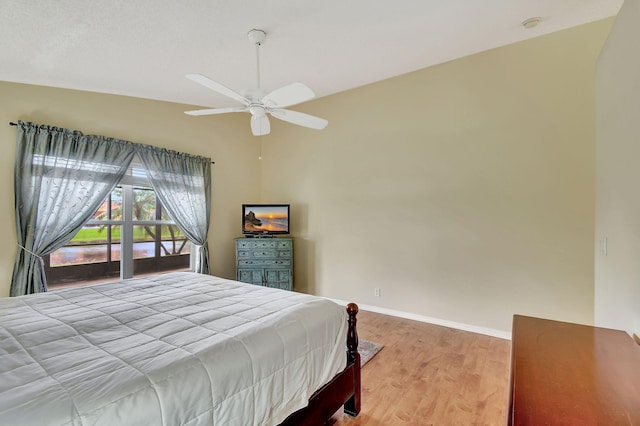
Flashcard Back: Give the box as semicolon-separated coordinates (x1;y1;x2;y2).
45;156;190;285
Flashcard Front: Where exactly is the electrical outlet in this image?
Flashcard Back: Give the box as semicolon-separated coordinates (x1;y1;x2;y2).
374;288;381;297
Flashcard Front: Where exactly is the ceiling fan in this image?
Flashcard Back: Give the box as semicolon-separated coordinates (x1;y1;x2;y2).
184;29;328;136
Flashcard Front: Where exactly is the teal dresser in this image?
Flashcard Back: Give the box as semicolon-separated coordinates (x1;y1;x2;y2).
235;237;293;290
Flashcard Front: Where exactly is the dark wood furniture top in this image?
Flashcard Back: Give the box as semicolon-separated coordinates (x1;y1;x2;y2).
508;315;640;425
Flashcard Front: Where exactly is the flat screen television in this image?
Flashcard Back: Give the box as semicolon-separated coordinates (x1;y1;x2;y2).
242;204;290;235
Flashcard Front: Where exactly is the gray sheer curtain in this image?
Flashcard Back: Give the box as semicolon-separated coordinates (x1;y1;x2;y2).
136;145;211;274
11;121;135;296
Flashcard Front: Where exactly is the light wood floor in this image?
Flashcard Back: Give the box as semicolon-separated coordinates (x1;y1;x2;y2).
328;310;511;426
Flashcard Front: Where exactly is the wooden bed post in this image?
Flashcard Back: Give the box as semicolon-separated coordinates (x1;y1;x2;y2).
344;302;361;416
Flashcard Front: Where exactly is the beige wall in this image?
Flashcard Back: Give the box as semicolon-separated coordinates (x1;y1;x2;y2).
0;18;614;334
0;81;261;297
596;0;640;336
261;19;614;333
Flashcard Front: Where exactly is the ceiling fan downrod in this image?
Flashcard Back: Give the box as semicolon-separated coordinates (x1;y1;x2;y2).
248;29;266;90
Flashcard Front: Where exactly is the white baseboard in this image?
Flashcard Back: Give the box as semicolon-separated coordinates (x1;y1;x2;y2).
327;298;511;340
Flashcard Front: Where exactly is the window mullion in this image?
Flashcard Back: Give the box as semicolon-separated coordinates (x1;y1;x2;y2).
121;185;134;279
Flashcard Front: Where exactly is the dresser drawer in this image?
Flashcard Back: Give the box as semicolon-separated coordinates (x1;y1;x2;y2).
276;240;292;249
238;259;291;267
236;240;278;249
236;240;256;249
239;249;285;258
236;240;283;249
237;250;252;258
251;250;278;258
256;241;277;248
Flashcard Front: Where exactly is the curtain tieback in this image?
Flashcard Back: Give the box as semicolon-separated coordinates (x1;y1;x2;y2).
18;244;43;259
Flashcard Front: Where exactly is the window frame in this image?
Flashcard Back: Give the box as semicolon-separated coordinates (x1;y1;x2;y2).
46;156;192;284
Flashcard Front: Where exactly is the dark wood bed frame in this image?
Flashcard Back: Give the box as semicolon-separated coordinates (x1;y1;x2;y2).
280;303;361;425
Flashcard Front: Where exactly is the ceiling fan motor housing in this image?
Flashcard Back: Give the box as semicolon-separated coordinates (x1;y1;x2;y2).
249;105;266;117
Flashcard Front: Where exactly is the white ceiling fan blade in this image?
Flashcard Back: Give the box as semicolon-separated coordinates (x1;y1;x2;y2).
270;109;328;130
251;115;271;136
262;83;316;108
184;106;247;116
185;73;250;106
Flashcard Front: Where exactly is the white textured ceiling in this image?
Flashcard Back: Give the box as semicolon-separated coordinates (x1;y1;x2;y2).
0;0;622;109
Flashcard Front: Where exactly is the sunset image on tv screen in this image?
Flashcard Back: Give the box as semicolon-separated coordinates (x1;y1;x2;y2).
243;206;289;233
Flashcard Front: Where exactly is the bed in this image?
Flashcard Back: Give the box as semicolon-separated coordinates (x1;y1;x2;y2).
0;272;360;425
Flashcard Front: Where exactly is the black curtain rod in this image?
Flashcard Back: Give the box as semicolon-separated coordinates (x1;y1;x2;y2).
8;121;214;164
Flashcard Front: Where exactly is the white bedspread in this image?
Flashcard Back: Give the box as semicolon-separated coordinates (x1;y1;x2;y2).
0;272;347;426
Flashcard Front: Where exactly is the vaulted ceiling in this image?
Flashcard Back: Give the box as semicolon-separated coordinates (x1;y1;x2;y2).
0;0;622;109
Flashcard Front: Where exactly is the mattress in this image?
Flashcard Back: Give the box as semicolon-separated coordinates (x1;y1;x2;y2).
0;272;347;426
